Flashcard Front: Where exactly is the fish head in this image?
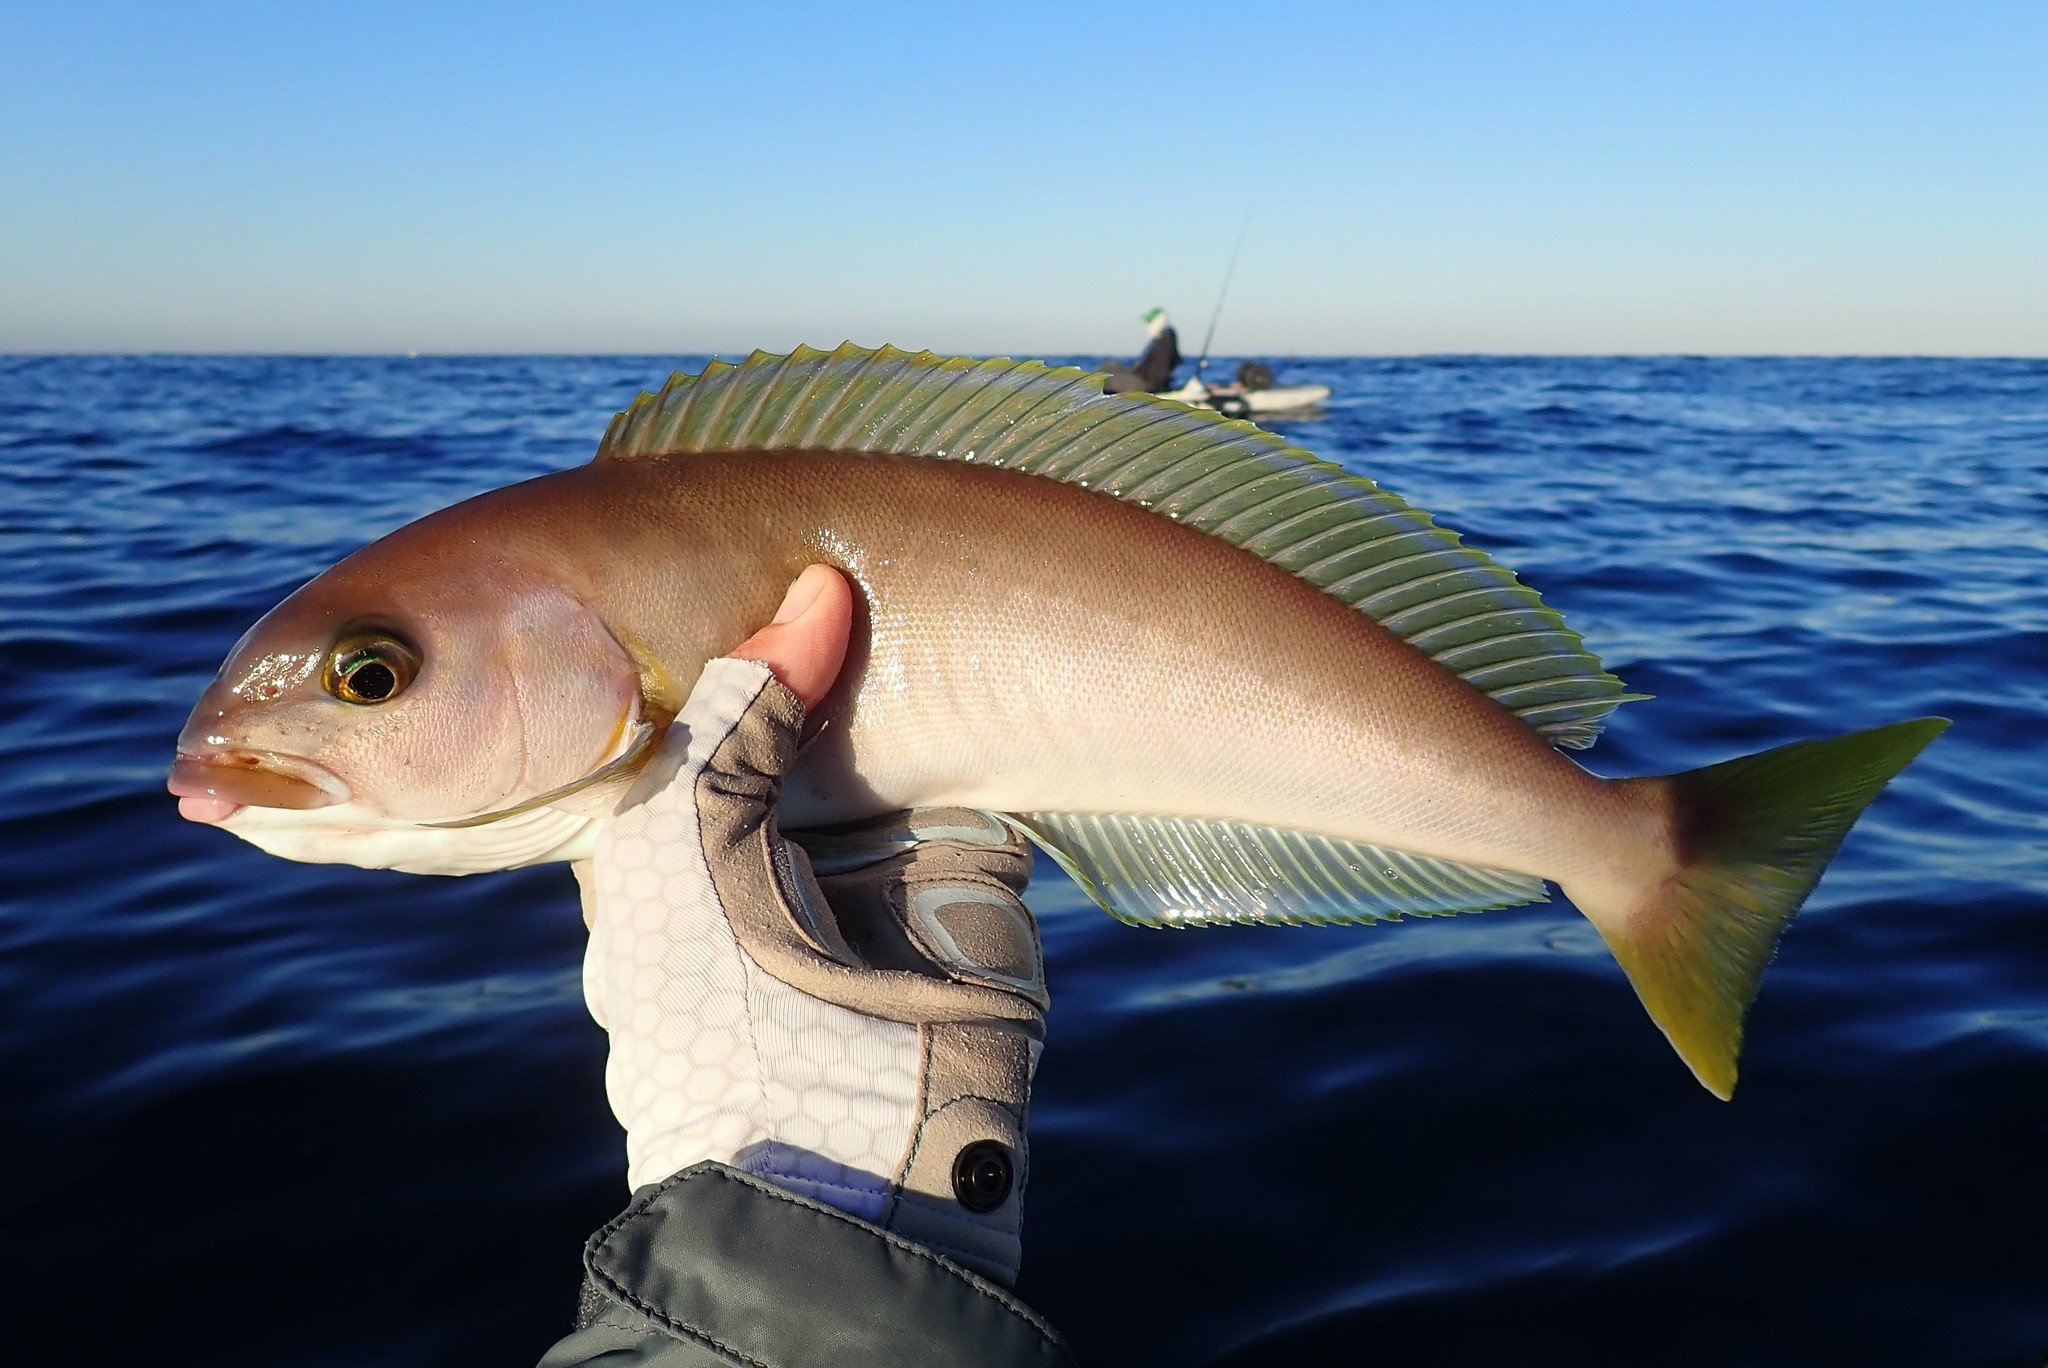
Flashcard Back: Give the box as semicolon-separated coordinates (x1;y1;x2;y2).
170;536;645;873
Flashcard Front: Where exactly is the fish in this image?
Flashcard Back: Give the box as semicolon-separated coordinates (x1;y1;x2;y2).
169;343;1947;1098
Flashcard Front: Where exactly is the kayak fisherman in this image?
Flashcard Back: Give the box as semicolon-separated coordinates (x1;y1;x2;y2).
1100;307;1183;393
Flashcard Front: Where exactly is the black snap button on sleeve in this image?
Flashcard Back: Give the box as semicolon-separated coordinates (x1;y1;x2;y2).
952;1140;1013;1212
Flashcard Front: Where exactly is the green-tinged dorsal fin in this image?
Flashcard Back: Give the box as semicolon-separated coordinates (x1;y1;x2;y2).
1008;812;1549;928
599;343;1643;747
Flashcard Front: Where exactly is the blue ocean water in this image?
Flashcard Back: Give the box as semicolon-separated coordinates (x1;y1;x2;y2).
1;354;2042;1365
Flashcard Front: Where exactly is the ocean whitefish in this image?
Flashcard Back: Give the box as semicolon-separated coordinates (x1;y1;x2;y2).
167;345;1946;1099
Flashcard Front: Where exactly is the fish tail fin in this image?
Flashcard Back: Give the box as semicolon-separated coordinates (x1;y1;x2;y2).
1573;718;1948;1099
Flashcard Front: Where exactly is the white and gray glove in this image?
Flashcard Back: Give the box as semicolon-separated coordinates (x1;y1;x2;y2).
577;656;1047;1286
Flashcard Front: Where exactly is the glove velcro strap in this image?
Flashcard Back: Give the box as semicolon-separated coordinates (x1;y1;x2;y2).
886;1021;1035;1284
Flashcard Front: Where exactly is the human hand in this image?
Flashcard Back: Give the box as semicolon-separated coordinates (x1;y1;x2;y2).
577;567;1047;1285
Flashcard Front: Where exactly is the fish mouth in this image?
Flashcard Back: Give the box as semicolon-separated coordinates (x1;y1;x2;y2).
168;750;351;822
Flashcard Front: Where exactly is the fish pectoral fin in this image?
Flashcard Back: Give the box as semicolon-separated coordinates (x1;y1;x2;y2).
1007;812;1548;928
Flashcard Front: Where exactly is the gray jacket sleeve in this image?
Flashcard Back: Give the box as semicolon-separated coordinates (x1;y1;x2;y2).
538;1162;1075;1368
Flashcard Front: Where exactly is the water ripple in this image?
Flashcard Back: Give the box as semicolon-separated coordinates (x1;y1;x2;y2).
1;355;2042;1365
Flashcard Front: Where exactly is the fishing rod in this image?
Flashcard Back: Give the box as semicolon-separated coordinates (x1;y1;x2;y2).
1194;205;1255;379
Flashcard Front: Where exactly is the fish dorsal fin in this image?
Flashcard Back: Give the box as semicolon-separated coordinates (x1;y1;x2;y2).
1011;812;1549;927
599;343;1642;747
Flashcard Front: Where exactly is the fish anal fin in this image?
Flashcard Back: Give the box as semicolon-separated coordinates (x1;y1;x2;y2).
1010;812;1548;928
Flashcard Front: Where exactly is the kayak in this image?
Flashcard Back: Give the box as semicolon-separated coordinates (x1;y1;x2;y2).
1154;379;1331;419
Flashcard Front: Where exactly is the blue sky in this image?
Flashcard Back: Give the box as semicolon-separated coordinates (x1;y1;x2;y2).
2;2;2041;354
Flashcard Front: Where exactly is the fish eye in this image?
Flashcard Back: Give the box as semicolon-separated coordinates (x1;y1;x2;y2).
325;634;418;706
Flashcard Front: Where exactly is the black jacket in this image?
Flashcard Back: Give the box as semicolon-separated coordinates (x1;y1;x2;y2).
1134;328;1182;391
539;1163;1074;1367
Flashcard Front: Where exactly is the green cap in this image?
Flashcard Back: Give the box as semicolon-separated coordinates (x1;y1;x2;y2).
1140;308;1165;325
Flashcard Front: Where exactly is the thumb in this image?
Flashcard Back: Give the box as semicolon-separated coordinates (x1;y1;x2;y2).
728;564;854;710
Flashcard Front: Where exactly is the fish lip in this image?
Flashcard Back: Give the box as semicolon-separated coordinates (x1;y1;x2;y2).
167;750;351;812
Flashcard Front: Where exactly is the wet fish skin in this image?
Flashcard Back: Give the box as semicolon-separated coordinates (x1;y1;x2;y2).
545;451;1659;892
176;447;1647;883
171;346;1947;1098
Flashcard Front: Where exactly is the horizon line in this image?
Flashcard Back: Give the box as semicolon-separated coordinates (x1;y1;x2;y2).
4;348;2045;362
